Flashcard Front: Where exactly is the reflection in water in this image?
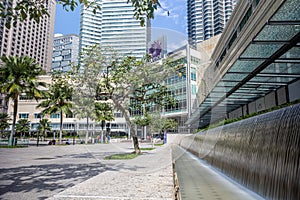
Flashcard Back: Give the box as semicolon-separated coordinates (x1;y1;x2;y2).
180;104;300;200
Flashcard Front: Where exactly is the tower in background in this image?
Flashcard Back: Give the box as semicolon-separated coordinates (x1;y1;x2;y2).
0;0;56;113
79;0;149;59
52;34;79;72
187;0;238;47
0;0;56;72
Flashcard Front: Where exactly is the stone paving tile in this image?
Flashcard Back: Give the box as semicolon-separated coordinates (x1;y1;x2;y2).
49;145;174;200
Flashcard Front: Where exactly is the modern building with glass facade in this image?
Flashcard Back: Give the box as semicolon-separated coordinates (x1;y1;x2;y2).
52;34;79;72
187;0;238;47
186;0;300;129
79;0;149;59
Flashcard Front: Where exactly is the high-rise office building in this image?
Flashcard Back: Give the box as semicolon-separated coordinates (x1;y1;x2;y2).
0;0;56;113
79;0;149;59
52;34;79;72
0;0;56;72
187;0;237;47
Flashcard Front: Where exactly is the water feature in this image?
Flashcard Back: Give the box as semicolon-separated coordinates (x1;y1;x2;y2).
179;103;300;200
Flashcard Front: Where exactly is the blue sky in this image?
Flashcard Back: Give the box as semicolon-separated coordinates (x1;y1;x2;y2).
54;0;187;36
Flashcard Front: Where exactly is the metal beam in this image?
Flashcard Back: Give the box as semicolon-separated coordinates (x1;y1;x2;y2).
197;32;300;121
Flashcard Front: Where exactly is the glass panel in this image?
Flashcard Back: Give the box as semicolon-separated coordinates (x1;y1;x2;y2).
222;73;248;81
209;92;225;98
241;44;283;58
235;88;264;94
261;63;300;74
280;47;300;59
216;81;239;87
256;85;278;89
250;76;271;82
228;60;264;72
271;0;300;21
212;86;232;92
267;77;295;83
255;25;300;41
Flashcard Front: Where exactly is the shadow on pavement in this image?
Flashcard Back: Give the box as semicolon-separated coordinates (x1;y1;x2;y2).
0;162;109;199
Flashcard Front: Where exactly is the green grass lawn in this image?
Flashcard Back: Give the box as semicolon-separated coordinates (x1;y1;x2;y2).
154;143;164;147
104;153;139;160
140;147;155;151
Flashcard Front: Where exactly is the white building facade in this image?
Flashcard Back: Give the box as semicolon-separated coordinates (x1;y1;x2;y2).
52;34;79;72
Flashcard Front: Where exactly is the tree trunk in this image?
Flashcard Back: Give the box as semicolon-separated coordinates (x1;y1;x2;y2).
113;100;141;154
85;117;89;144
9;97;18;146
132;135;141;154
59;110;63;144
37;131;40;146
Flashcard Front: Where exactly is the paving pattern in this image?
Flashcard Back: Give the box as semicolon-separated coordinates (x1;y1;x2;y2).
0;142;173;200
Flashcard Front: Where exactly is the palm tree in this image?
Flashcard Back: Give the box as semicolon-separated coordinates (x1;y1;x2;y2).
95;102;114;143
0;113;11;139
16;119;30;138
0;56;46;146
37;72;73;144
36;118;51;146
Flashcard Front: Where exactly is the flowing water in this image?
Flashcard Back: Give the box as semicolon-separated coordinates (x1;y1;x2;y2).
179;104;300;200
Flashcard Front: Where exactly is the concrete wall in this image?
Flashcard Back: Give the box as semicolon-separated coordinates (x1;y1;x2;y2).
228;80;300;119
277;87;287;105
288;79;300;102
265;92;276;110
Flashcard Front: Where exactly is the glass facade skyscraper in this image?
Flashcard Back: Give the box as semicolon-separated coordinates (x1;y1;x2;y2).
79;0;149;59
187;0;238;47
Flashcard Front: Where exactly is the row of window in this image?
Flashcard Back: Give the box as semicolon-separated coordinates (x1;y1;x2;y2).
18;112;124;119
18;113;64;119
30;123;127;130
216;0;261;67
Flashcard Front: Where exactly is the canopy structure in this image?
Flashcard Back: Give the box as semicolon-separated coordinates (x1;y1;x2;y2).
187;0;300;128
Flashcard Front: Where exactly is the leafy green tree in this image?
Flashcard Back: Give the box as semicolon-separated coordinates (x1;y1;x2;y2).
0;113;11;139
37;72;73;144
95;102;114;143
71;45;115;144
36;118;51;146
0;55;46;146
107;55;175;154
0;0;166;28
16;119;30;138
131;83;175;140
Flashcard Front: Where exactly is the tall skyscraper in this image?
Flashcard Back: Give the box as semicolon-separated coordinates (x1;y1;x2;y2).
187;0;237;47
0;0;56;113
79;0;149;59
0;0;56;72
52;34;79;72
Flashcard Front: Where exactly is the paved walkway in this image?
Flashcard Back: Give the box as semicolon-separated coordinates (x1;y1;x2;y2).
48;144;173;200
0;142;173;200
172;145;264;200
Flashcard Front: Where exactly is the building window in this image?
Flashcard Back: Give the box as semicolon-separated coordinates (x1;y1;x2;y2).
50;113;60;119
19;113;29;119
191;68;197;81
192;85;197;95
114;113;123;118
34;113;42;119
66;113;74;118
